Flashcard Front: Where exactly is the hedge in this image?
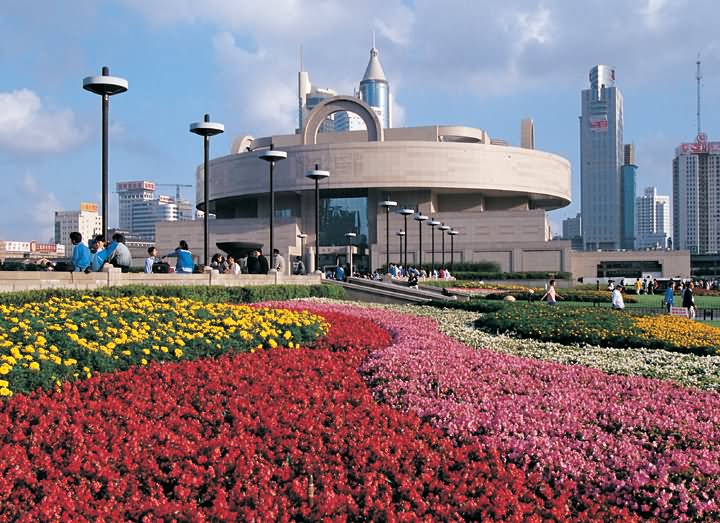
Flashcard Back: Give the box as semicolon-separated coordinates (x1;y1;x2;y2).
484;289;638;304
426;299;507;313
0;284;345;306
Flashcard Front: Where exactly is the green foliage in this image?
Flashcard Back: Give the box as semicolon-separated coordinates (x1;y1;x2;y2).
0;284;345;307
427;300;507;313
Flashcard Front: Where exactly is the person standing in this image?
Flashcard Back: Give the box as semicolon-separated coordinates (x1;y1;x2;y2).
611;285;625;310
258;250;270;274
246;250;260;274
164;240;194;274
271;248;286;274
682;281;696;320
145;246;158;274
540;279;562;305
335;264;345;282
69;232;91;272
664;282;675;313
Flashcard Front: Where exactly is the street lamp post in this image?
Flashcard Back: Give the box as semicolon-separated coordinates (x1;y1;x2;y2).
398;208;414;268
258;145;288;273
379;201;397;273
190;114;224;267
83;66;128;240
448;229;459;271
414;213;428;273
427;218;441;274
396;230;405;268
345;232;357;277
305;164;330;274
439;224;450;268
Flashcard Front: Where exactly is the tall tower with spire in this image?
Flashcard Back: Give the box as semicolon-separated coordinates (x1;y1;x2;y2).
359;35;391;128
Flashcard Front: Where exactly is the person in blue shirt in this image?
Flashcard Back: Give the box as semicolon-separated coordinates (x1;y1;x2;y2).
69;231;91;272
88;235;110;272
163;240;194;273
664;280;676;313
334;264;345;281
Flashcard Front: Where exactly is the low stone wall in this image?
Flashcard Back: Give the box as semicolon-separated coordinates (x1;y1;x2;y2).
0;269;322;293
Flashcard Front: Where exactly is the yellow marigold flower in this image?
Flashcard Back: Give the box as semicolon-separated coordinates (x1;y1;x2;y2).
268;338;278;349
0;380;7;387
141;358;148;365
174;348;183;358
0;387;12;397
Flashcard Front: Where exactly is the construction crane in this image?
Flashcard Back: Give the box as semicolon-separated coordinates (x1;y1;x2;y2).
156;183;193;202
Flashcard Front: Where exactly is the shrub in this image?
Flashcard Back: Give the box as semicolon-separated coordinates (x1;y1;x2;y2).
0;284;344;307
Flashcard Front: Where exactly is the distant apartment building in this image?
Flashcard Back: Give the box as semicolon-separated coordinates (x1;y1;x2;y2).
673;133;720;254
54;202;102;254
116;181;194;241
635;186;670;249
580;65;624;250
0;241;66;260
562;213;583;250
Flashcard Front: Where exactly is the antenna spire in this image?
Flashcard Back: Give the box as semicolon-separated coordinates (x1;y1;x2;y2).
299;44;304;72
696;53;702;135
372;30;376;49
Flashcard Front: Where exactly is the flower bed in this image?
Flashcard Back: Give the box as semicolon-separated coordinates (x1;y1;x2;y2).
404;305;720;391
478;303;720;355
346;303;720;522
0;308;634;522
0;296;327;396
484;289;638;303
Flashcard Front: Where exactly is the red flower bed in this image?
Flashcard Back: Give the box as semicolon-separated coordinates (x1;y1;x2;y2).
0;309;635;522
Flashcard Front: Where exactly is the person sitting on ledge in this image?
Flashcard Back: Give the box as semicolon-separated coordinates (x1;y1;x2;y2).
163;240;194;274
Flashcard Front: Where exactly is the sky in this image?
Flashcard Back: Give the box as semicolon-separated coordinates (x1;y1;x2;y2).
2;0;720;242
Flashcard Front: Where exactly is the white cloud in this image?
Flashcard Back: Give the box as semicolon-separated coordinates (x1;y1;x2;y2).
17;174;60;241
0;89;88;153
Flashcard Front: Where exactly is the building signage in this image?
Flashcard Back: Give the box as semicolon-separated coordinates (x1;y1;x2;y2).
590;117;608;132
676;133;720;155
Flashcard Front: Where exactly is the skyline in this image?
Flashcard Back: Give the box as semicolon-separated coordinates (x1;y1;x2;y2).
3;1;720;242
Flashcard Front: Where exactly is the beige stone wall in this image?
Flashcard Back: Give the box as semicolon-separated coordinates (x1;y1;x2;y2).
568;250;692;279
0;269;321;293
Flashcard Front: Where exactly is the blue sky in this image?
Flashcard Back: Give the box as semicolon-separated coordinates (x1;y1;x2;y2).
2;0;720;241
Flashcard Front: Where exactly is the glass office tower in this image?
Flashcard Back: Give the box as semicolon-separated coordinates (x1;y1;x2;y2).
580;65;624;250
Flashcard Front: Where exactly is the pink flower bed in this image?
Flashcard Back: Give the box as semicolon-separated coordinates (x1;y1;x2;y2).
287;302;720;522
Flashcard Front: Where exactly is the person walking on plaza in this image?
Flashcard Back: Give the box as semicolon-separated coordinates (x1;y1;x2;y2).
271;248;286;274
611;285;625;310
664;282;675;313
144;246;158;274
682;281;696;320
540;279;562;306
69;232;91;272
164;240;194;274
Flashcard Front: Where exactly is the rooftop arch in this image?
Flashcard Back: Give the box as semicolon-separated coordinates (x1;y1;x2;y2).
302;95;384;145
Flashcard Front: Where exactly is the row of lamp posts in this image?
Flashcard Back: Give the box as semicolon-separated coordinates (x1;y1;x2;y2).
84;66;457;275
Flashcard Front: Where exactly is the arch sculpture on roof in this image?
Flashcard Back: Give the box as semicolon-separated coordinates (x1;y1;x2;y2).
302;95;384;145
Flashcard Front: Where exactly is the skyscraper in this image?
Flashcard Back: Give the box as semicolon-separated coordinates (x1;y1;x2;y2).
621;144;637;249
580;65;624;250
673;133;720;254
116;181;194;241
635;186;670;249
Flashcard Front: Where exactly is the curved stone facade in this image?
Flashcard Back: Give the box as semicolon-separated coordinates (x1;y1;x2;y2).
182;99;572;274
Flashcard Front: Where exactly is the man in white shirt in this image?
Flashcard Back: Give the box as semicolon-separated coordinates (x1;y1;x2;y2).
611;285;625;310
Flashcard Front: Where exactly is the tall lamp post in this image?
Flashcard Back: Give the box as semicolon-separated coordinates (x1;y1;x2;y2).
439;224;450;268
396;230;405;268
398;208;414;268
190;114;224;267
448;229;459;271
305;164;330;274
258;145;288;273
428;218;441;274
414;213;428;272
345;232;357;277
83;66;128;240
379;201;397;273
